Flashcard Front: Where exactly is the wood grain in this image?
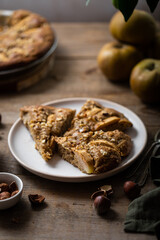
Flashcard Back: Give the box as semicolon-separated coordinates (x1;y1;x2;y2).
0;23;159;240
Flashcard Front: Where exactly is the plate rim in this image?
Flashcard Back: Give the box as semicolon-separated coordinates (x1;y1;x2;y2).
8;97;147;182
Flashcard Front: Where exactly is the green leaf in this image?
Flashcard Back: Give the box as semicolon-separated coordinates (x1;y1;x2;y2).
112;0;138;21
146;0;159;12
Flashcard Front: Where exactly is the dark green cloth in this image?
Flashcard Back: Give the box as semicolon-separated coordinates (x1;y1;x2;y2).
124;187;160;233
150;155;160;186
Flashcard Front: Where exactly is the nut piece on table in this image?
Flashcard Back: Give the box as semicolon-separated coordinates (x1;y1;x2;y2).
93;195;111;215
28;194;45;206
123;181;141;200
91;184;113;215
91;185;113;199
99;185;113;198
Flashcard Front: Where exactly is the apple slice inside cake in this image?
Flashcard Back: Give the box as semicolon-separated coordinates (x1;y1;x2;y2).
56;130;132;174
65;100;132;136
20;105;75;160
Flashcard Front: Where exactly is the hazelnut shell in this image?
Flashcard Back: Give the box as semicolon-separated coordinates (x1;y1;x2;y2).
94;195;111;215
124;181;141;199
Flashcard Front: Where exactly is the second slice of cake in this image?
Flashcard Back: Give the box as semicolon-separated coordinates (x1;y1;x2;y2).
56;129;132;174
65;100;132;136
20;105;75;160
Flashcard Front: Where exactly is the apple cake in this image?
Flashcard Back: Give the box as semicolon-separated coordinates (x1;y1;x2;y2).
20;105;75;160
56;129;132;174
20;99;133;174
65;100;132;136
0;9;54;70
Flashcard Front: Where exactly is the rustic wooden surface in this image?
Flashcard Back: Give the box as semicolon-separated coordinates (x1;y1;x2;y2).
0;23;159;240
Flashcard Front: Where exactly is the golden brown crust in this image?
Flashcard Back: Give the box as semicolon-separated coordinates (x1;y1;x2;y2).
0;9;54;70
55;100;132;174
20;105;75;161
56;129;132;174
20;100;133;174
90;130;132;157
65;100;132;136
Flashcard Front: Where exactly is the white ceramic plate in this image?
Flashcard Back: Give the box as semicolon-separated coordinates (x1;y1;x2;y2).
8;98;147;182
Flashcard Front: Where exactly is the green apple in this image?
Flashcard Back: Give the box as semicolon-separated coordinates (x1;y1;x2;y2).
147;31;160;59
130;59;160;103
109;10;157;46
97;41;143;81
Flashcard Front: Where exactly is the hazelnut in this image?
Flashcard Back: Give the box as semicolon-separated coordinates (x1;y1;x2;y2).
28;194;45;206
9;181;18;193
0;191;11;200
0;181;19;200
0;183;9;193
91;190;105;200
123;181;141;200
99;185;113;199
93;195;111;215
11;190;19;197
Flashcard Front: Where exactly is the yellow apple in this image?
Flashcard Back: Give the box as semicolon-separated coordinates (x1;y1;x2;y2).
109;10;157;46
97;41;143;81
147;31;160;59
130;59;160;103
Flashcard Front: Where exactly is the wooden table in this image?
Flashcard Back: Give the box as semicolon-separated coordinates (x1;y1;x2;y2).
0;23;159;240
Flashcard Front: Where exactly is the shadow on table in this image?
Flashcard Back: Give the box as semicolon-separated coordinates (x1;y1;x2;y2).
0;199;31;229
101;208;119;221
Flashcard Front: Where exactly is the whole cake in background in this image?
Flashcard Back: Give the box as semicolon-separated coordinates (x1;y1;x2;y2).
0;9;54;70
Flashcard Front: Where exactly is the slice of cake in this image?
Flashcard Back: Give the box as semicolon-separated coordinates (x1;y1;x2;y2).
20;105;75;160
65;100;132;136
90;130;132;157
56;129;132;174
